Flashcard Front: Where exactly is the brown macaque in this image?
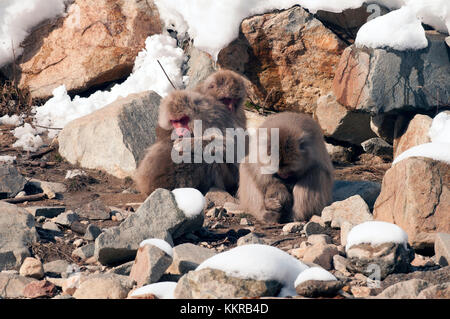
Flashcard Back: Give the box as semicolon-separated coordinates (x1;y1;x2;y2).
134;90;239;196
195;69;247;130
238;112;334;223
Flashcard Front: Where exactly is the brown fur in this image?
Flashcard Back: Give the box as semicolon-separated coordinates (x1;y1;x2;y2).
238;112;334;223
134;90;240;196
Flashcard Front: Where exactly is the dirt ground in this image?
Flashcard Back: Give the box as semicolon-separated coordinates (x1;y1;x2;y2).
1;121;391;266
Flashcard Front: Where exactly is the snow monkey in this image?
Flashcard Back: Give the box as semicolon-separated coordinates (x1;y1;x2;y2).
134;90;240;196
238;112;334;223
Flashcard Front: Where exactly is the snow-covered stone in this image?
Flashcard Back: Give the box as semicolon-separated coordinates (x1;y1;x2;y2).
128;282;177;299
294;267;342;298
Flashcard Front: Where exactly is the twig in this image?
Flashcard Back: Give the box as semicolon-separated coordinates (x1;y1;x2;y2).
157;60;178;90
2;193;47;204
26;145;56;160
270;237;297;246
34;124;63;130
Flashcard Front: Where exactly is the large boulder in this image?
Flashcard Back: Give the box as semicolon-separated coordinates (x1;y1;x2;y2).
332;180;381;210
373;158;450;251
94;189;204;265
393;114;432;159
0;165;27;198
333;31;450;114
0;202;39;271
14;0;162;100
218;6;345;113
58;91;161;178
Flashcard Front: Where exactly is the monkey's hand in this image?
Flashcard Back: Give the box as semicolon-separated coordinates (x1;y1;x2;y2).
264;183;292;212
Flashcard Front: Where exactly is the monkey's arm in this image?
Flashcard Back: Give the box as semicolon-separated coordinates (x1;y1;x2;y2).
259;179;293;223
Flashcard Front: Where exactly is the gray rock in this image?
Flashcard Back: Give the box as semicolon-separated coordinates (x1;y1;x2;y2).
84;224;102;241
346;243;414;280
129;244;173;286
332;180;381;209
361;137;393;158
307;234;332;246
321;195;372;228
0;202;39;271
340;221;354;247
174;268;281;299
237;233;267;246
204;188;237;209
166;243;216;275
325;143;354;163
94;189;204;265
107;261;134;276
26;179;67;199
42;221;61;232
76;199;111;220
24;206;66;218
54;211;79;227
73;273;134;299
0;165;27;198
58;91;162;179
0;273;38;298
185;46;216;89
434;233;450;267
282;222;304;234
333;255;350;276
295;279;343;298
375;279;431;299
72;243;95;260
334;32;450;114
43;260;71;277
304;222;326;236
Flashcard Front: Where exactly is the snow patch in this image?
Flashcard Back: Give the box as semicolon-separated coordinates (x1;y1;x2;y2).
197;244;309;297
172;188;206;219
0;155;16;164
294;267;337;287
139;238;173;257
0;114;23;126
0;0;67;67
12;123;43;152
129;282;177;299
393;112;450;165
65;169;87;179
345;221;409;251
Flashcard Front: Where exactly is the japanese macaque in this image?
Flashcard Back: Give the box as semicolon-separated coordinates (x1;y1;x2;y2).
238;112;334;223
195;69;247;130
134;90;240;196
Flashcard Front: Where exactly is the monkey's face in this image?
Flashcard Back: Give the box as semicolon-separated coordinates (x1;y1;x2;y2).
204;71;246;113
275;134;314;181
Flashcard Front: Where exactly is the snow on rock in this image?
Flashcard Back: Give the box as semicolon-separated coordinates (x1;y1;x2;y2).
355;6;428;50
172;188;206;219
64;169;87;179
12;123;43;152
0;114;23;126
129;282;177;299
294;267;337;287
345;221;409;251
393;112;450;165
0;155;16;164
0;0;66;67
196;244;309;297
33;34;185;138
139;238;173;258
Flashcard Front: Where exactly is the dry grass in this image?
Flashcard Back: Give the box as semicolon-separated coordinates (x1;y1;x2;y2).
0;78;32;117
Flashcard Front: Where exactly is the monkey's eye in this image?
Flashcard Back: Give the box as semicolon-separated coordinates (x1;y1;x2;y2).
298;140;307;151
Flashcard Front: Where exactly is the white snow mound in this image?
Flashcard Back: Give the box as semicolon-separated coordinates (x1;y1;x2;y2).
172;188;206;219
294;267;337;287
0;114;23;126
139;238;173;257
345;221;409;251
197;244;309;297
129;282;177;299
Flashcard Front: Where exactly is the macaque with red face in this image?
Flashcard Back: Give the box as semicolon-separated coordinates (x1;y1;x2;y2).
238;112;334;223
134;90;239;196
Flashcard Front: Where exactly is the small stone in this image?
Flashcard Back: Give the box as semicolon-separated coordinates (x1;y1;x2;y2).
24;206;66;218
282;222;303;234
321;195;372;228
166;243;216;275
0;165;27;198
310;215;325;226
434;233;450;267
54;211;79;227
23;280;57;298
19;257;44;279
0;273;37;298
333;255;350;276
223;202;243;214
304;221;326;236
70;221;87;235
295;280;343;298
42;221;61;232
84;224;102;241
289;246;308;260
411;254;436;268
73;239;84;248
205;207;219;218
236;233;266;246
72;243;95;260
129;244;173;287
361;138;393;158
205;188;237;208
72;274;134;299
302;244;339;270
43;260;71;277
107;261;135;276
307;234;332;246
375;279;431;299
110;207;131;222
15;191;26;198
240;218;253;226
351;286;372;298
